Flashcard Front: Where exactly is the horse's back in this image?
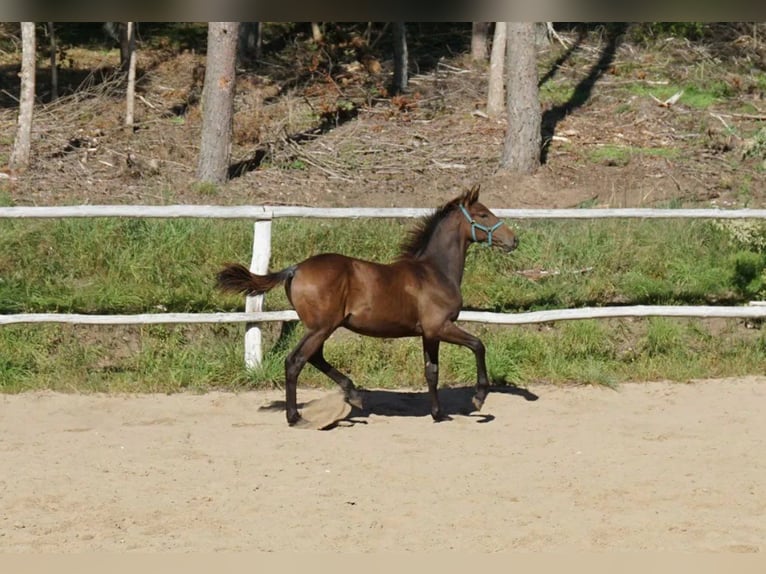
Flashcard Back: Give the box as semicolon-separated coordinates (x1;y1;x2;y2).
293;252;408;290
289;253;424;336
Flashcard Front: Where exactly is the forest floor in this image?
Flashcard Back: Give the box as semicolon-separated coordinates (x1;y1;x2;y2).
1;23;765;211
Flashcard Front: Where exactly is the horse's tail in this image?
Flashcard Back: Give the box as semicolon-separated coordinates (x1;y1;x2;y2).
216;263;296;296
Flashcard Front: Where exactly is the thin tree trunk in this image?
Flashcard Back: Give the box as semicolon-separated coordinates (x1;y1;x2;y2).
124;22;137;128
392;22;407;94
238;22;262;61
500;22;541;174
311;22;323;42
487;22;506;117
197;22;239;184
471;22;490;62
48;22;58;101
10;22;36;171
118;22;130;72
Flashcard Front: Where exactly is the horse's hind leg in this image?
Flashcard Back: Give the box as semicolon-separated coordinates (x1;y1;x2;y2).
284;329;332;425
309;344;363;409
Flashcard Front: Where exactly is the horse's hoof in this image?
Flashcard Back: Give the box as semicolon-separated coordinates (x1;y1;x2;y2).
431;411;452;422
472;395;485;412
287;412;303;426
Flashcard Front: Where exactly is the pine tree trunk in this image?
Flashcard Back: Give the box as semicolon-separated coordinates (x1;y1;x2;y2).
118;23;131;72
124;22;137;128
487;22;506;117
392;22;408;94
238;22;262;61
48;22;58;101
500;22;541;174
311;22;323;43
10;22;36;172
471;22;490;62
197;22;239;184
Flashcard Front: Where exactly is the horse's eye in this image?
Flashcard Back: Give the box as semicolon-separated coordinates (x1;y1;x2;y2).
478;213;489;219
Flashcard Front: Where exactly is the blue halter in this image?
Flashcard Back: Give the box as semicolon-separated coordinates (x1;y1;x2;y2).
459;204;505;246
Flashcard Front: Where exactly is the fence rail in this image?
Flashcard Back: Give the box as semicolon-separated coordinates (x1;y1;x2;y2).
4;205;766;219
2;204;765;367
3;306;766;326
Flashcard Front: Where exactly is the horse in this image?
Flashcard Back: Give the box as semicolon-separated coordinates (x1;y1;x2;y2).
216;184;518;425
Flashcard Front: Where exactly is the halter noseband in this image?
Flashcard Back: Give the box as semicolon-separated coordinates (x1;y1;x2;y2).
458;204;504;246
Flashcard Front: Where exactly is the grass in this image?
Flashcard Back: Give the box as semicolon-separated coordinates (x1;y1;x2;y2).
5;316;764;394
1;216;765;393
192;181;219;196
624;83;730;109
539;82;576;106
587;144;680;166
0;323;248;393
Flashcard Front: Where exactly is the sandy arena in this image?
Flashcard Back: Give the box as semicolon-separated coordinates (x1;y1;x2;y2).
1;377;764;552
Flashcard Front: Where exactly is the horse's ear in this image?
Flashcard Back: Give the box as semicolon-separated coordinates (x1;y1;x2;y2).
464;184;480;205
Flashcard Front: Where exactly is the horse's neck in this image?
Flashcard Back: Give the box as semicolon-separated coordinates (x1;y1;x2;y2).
420;217;469;286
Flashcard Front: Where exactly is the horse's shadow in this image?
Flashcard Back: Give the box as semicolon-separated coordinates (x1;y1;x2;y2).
259;381;539;429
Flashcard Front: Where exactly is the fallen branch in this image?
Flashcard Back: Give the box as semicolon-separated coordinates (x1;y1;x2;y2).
516;267;593;281
136;94;158;110
546;22;570;48
709;112;734;132
284;138;354;181
650;90;684;108
712;111;766;121
431;159;467;170
436;62;470;74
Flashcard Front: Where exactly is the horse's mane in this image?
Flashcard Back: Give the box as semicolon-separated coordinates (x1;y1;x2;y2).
398;196;461;259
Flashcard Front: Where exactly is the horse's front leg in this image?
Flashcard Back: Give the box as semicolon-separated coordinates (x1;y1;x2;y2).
422;337;449;421
437;322;490;412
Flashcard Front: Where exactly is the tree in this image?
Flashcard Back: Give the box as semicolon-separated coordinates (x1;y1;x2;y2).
486;22;506;117
124;22;137;128
10;22;36;171
238;22;262;62
102;22;131;72
47;22;58;101
311;22;323;43
471;22;490;62
197;22;239;184
500;22;541;174
392;22;408;94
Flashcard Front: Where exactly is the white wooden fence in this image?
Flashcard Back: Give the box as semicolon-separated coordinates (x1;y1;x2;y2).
3;204;766;368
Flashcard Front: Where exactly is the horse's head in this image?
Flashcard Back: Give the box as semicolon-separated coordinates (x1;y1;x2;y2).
457;185;518;252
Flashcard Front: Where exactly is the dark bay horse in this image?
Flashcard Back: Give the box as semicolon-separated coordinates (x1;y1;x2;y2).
216;185;518;425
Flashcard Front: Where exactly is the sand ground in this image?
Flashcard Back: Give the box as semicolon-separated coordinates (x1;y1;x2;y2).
1;378;764;553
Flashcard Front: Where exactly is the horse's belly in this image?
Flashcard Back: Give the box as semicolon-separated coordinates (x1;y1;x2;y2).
343;312;421;338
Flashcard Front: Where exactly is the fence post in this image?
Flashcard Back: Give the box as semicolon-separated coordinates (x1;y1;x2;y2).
244;214;273;368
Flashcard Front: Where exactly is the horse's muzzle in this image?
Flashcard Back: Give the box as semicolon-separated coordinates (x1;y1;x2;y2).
500;235;519;252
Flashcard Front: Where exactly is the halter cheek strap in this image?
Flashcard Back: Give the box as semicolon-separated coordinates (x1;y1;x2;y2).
459;204;504;246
